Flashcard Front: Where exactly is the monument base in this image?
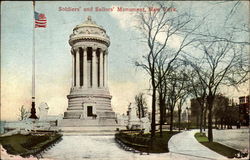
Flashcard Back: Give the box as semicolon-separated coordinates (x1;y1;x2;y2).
56;125;126;135
58;118;117;127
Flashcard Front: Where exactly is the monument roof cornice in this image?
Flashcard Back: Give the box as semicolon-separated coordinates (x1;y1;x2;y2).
69;36;110;47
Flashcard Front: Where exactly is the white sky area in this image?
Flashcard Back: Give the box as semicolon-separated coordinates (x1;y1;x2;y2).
1;1;249;121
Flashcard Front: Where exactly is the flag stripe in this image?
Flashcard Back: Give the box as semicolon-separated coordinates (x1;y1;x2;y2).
35;21;46;25
35;19;47;22
35;24;46;27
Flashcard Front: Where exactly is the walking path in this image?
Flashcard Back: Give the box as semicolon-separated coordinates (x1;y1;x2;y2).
169;129;227;160
1;130;233;160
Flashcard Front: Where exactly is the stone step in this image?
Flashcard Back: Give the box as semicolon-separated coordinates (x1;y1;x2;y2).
58;119;99;127
56;125;126;135
62;132;116;136
58;118;118;127
58;126;123;130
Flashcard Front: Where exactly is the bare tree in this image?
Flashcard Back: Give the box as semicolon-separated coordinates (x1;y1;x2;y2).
176;85;189;132
164;67;189;132
18;105;29;121
135;2;199;137
193;1;249;46
187;70;208;133
186;36;249;142
157;65;173;137
134;92;147;118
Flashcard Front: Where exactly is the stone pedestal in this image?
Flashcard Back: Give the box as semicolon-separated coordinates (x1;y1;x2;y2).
127;104;140;129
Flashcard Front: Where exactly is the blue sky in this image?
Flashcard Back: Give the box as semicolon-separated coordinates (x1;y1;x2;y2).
1;1;249;121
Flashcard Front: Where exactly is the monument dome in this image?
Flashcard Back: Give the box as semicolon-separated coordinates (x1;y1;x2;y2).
69;16;110;47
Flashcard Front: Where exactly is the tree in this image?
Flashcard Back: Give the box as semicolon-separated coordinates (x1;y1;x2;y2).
135;2;198;137
134;92;147;118
185;1;249;138
186;36;249;142
157;77;167;137
213;94;229;129
213;97;240;129
175;69;189;132
164;67;189;132
18;105;29;121
177;91;189;132
188;70;208;133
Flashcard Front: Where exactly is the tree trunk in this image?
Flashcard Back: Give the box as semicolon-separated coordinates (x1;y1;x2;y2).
141;103;145;117
207;95;214;142
138;106;141;119
178;109;181;132
203;108;207;131
170;108;174;132
200;108;204;133
220;118;223;129
208;107;213;142
215;117;217;129
196;114;199;129
159;98;163;137
159;119;163;137
163;104;167;123
151;87;156;138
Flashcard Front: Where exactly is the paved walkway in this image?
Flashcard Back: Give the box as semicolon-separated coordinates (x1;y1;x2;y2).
1;130;231;160
41;135;225;160
169;130;227;160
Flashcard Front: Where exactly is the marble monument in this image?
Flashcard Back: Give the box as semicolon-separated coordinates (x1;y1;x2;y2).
60;16;116;127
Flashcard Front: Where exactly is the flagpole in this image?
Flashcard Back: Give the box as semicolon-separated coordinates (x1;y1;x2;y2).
30;0;38;119
32;1;35;103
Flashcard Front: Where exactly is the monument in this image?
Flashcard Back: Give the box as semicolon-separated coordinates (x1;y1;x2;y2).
38;102;49;121
60;16;116;127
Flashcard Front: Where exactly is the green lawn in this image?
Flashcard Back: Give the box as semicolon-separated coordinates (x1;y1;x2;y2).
0;132;62;157
194;132;245;158
115;131;179;153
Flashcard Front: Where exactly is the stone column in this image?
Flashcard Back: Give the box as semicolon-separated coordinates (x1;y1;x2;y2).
71;49;75;87
103;52;106;88
99;49;104;88
105;50;109;88
92;48;97;88
75;48;80;87
83;47;88;88
103;51;107;88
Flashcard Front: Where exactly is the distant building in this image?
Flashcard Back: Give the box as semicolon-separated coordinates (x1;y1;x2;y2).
238;95;249;126
190;95;230;128
190;98;203;127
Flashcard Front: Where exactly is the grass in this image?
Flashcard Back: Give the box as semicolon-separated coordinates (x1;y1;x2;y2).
115;130;179;153
0;132;62;157
194;132;246;158
194;132;209;142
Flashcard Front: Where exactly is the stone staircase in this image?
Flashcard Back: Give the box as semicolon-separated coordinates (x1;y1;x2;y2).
58;119;99;127
58;117;117;127
55;125;126;135
57;117;126;135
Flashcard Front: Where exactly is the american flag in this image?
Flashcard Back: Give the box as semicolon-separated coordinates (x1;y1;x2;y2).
34;11;47;28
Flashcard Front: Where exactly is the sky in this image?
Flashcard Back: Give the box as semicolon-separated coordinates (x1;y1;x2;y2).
1;1;249;121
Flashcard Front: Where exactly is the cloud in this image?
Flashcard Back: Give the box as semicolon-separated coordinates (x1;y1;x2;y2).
109;6;184;50
109;6;139;30
109;75;151;114
155;30;184;49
